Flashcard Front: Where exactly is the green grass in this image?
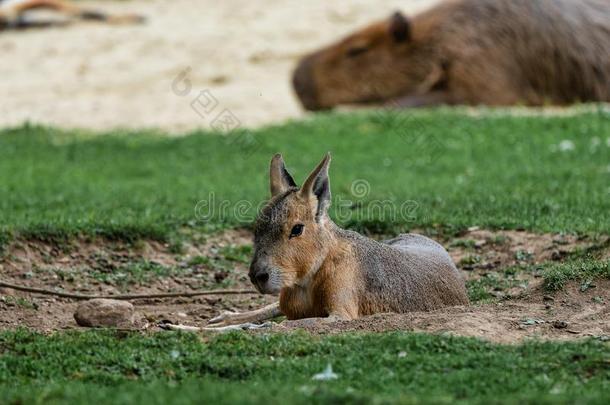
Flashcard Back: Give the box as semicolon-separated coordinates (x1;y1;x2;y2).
1;110;609;404
466;270;525;302
543;259;610;292
87;260;176;289
467;257;610;302
0;329;608;404
1;110;609;242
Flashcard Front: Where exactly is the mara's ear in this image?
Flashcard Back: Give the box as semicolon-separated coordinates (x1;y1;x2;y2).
299;152;331;221
270;154;296;197
389;11;410;43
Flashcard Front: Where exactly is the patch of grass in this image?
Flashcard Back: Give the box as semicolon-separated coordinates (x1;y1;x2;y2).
449;238;476;249
490;234;508;245
89;261;177;288
184;248;251;288
0;296;38;310
515;250;534;262
543;258;610;292
167;239;185;255
0;329;608;404
466;268;526;303
459;254;482;268
566;236;610;261
220;245;252;263
187;255;210;267
0;110;608;242
0;230;10;258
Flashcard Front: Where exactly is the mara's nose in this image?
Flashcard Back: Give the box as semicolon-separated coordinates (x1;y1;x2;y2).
292;54;322;111
249;260;269;286
254;271;269;284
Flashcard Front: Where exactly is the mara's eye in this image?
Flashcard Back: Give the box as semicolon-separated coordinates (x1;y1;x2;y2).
346;45;369;58
289;224;304;239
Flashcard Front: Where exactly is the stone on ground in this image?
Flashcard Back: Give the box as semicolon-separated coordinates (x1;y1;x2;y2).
74;298;135;328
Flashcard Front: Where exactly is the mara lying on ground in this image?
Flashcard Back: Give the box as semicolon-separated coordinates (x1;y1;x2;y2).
166;153;468;331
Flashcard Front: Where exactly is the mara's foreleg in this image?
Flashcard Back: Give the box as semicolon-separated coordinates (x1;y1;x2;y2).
208;302;281;326
161;321;273;333
160;302;282;332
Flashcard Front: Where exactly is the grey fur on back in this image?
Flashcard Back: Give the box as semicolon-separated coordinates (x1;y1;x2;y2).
334;227;468;313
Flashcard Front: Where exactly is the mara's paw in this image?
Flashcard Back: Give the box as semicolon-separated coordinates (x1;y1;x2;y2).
207;310;241;326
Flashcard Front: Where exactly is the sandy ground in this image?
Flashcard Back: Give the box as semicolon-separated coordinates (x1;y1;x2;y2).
1;229;608;343
0;0;441;133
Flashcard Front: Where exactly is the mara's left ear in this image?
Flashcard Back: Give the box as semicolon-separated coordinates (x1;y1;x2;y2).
389;11;410;43
270;153;297;197
299;152;331;221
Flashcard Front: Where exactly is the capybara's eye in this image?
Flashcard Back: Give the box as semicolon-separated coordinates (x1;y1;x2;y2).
346;46;368;58
289;224;304;238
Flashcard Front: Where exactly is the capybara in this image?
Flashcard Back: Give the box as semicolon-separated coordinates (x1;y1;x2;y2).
292;0;610;110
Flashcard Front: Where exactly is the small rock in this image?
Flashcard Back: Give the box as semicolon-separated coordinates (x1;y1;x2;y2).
214;271;228;283
543;295;555;302
74;299;135;328
522;318;545;326
553;320;568;329
550;251;563;261
205;297;221;306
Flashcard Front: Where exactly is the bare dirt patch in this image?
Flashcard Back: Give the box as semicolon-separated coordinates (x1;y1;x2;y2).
0;228;608;342
0;229;274;332
278;280;609;343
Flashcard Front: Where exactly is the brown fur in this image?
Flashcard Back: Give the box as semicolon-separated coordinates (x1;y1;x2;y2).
249;154;468;322
292;0;610;110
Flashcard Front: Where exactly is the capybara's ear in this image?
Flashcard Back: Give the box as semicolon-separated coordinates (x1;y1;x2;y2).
300;152;332;221
270;154;296;197
389;11;410;42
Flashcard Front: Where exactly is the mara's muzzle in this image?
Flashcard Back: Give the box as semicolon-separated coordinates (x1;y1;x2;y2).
249;258;272;294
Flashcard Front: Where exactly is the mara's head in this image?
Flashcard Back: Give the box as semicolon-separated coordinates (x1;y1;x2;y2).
249;153;334;295
292;11;439;111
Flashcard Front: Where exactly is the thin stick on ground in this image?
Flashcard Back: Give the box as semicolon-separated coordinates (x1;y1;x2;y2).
0;280;258;300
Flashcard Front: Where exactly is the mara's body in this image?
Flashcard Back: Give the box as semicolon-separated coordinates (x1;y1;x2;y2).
249;154;468;323
280;228;467;320
165;154;468;332
293;0;610;110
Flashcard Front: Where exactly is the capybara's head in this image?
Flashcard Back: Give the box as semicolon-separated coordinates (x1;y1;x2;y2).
249;153;333;295
293;11;435;110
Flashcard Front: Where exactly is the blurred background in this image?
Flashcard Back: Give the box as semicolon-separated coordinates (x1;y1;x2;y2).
0;0;442;132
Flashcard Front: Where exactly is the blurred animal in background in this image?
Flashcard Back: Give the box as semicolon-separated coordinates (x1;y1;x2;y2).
0;0;144;30
293;0;610;110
